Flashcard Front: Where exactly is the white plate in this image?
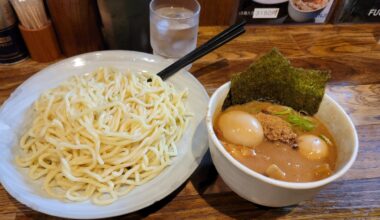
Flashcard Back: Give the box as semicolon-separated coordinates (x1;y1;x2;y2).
0;51;209;219
252;0;288;4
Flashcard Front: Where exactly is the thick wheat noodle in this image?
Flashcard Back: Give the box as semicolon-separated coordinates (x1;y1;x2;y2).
16;67;190;205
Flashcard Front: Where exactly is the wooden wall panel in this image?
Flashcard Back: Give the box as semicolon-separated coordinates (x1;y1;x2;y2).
198;0;239;25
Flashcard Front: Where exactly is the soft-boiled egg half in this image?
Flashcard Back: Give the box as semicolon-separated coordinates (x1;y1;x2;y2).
217;110;264;147
297;134;328;161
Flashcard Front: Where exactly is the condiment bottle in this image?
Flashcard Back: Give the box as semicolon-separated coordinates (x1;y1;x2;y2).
0;0;28;64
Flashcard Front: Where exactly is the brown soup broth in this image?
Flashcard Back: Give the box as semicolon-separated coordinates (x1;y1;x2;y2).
214;101;337;182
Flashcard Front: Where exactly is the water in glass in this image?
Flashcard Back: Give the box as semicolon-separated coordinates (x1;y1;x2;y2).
150;7;198;59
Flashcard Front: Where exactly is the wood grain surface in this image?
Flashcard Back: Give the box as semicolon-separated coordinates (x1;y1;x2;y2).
46;0;104;56
198;0;239;25
18;21;61;62
1;24;380;219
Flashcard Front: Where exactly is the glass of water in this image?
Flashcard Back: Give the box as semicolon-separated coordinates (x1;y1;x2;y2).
149;0;200;59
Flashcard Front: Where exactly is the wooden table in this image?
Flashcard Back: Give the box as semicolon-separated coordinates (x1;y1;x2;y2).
1;24;380;219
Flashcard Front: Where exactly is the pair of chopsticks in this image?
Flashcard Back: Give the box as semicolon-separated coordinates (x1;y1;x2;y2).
157;20;247;80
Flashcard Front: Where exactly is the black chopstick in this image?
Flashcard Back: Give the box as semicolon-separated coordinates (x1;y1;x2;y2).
157;20;246;80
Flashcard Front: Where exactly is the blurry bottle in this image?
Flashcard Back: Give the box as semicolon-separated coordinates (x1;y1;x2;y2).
97;0;152;52
46;0;104;56
0;0;28;64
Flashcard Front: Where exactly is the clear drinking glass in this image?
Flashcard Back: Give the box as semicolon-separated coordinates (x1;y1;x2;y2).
149;0;200;59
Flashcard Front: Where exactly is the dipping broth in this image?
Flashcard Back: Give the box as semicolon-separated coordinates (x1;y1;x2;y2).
214;101;337;182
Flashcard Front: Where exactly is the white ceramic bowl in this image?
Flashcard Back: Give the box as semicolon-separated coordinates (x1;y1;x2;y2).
206;82;359;207
288;0;328;22
0;51;209;218
252;0;288;4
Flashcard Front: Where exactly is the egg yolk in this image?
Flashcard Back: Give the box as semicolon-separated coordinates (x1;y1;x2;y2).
218;110;264;147
297;134;328;161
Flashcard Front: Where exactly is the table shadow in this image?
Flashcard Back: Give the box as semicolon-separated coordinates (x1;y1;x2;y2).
189;150;296;219
7;177;186;220
191;58;229;79
3;191;61;220
8;158;295;219
119;182;187;219
8;116;294;219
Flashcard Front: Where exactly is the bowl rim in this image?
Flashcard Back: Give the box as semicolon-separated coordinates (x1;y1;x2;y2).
252;0;289;5
289;0;329;13
149;0;201;20
206;81;359;190
0;50;210;219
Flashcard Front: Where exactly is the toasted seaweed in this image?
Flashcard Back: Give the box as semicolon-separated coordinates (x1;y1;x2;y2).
222;87;233;110
222;48;330;115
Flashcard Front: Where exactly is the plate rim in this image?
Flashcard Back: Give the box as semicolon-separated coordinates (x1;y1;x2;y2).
0;50;210;219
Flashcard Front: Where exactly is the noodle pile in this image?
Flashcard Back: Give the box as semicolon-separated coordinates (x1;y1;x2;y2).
16;67;190;205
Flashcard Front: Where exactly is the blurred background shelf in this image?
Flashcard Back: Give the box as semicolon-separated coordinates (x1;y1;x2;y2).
1;23;380;219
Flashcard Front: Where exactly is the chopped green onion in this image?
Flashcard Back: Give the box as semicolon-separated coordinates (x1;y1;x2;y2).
286;114;315;131
319;134;332;146
266;106;292;115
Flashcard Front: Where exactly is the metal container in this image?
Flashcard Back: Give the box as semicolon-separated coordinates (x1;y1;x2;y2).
97;0;152;52
0;0;28;64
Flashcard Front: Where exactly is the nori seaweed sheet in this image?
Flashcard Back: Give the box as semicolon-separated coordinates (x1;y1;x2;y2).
222;48;330;115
